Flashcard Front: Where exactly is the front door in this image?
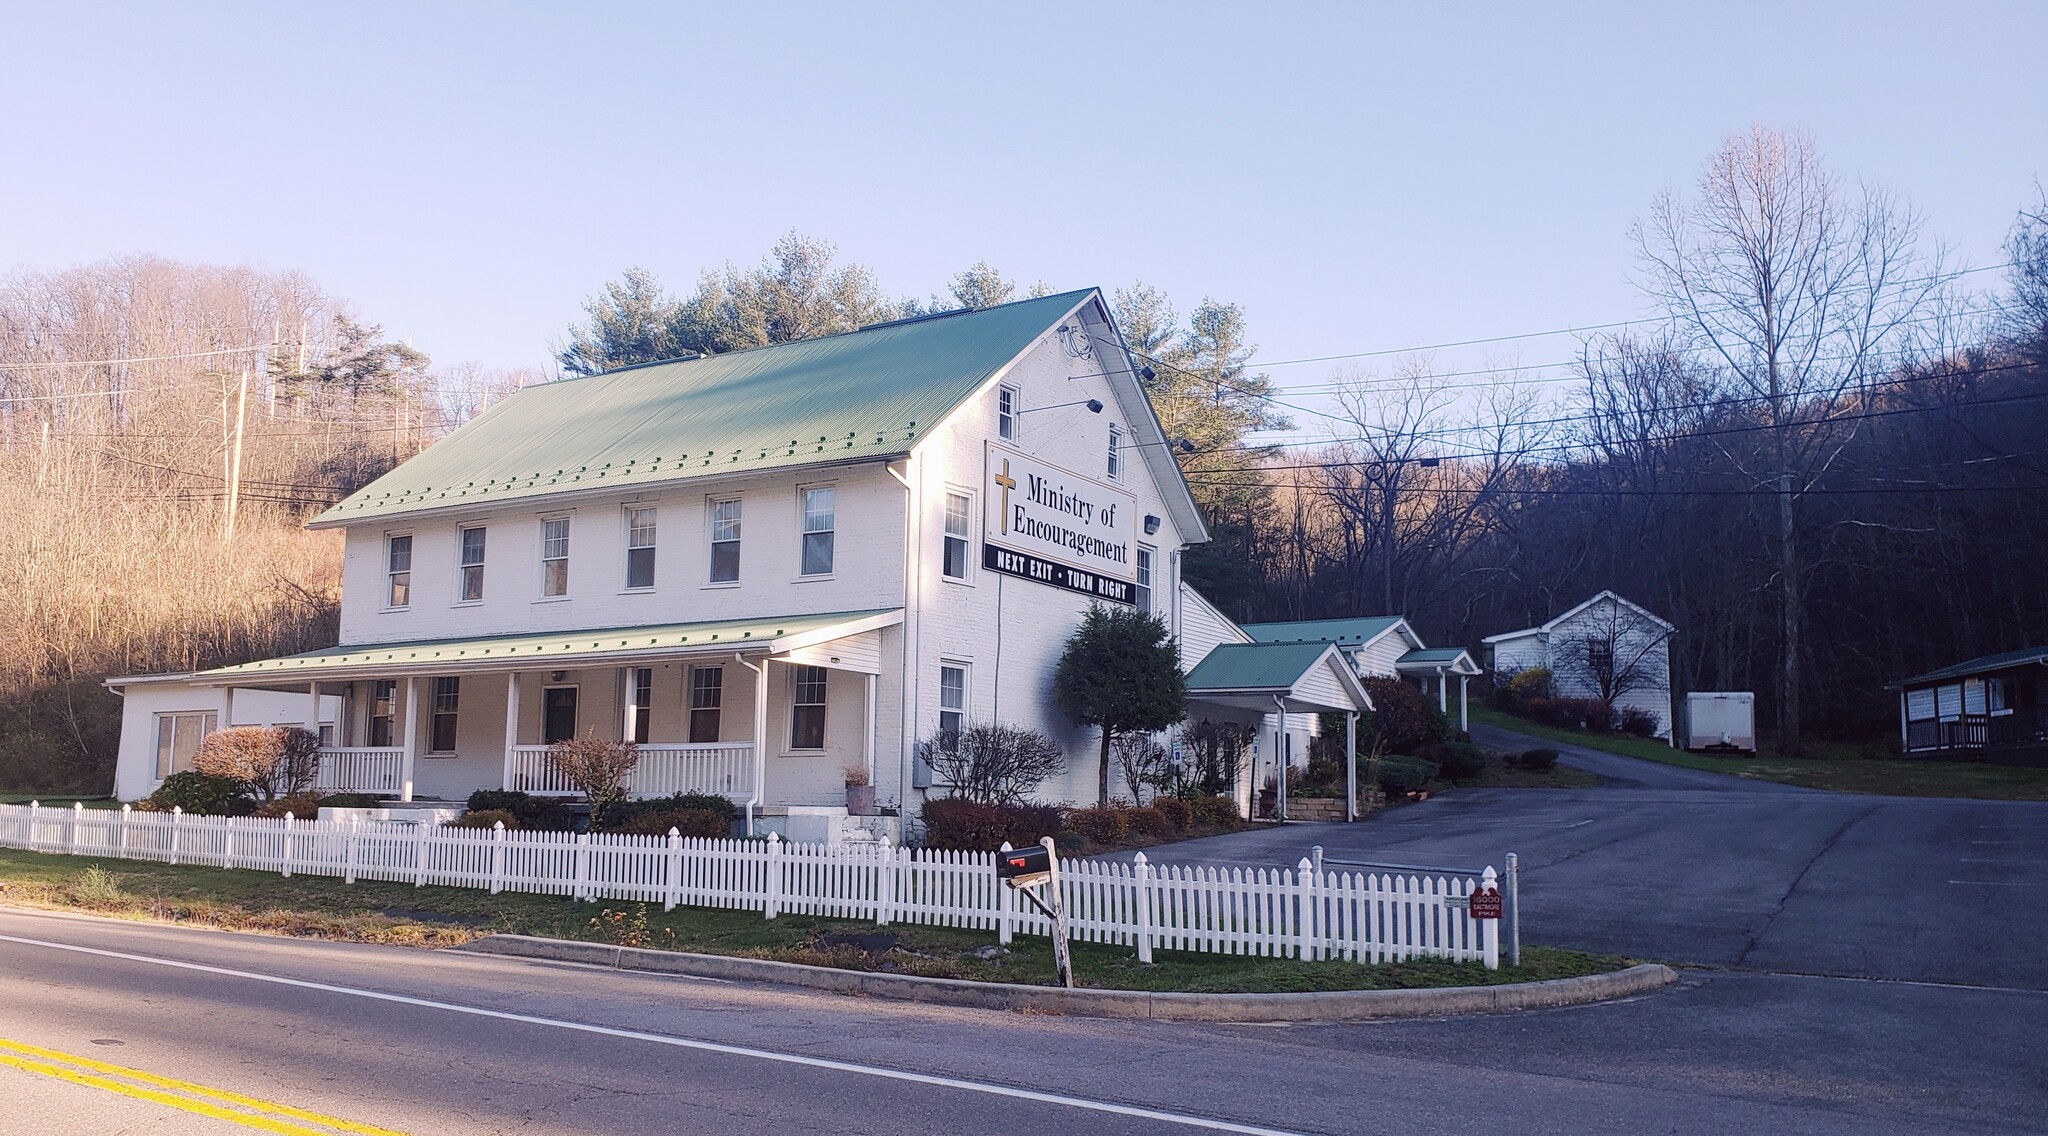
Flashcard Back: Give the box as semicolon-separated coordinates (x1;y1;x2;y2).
543;687;578;744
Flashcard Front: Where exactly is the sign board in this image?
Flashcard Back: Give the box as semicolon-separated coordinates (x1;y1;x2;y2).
1468;887;1503;920
984;441;1136;604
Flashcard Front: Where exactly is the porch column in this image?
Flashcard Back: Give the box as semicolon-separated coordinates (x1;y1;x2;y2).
502;671;521;790
752;659;769;834
399;676;419;802
1459;675;1469;733
1272;698;1287;823
1345;710;1358;823
305;681;320;739
1437;668;1449;714
863;672;878;784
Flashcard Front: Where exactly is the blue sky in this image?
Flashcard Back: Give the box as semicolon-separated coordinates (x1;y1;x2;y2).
5;2;2042;428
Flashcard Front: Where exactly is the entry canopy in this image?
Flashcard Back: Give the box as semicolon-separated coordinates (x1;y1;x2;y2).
1183;641;1374;715
1396;647;1484;676
183;609;903;685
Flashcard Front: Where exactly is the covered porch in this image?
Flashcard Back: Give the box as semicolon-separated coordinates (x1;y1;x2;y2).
1397;647;1484;733
193;610;902;831
1184;640;1375;822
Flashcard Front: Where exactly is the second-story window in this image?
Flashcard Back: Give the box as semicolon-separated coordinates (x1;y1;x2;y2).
540;517;570;597
800;486;835;576
942;492;971;581
710;497;741;583
458;527;486;602
386;534;412;608
998;384;1019;440
1107;424;1123;480
625;507;656;590
1136;545;1154;613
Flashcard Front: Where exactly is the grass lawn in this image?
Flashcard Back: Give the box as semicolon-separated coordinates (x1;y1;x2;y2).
1469;707;2048;800
0;846;1624;994
0;794;118;808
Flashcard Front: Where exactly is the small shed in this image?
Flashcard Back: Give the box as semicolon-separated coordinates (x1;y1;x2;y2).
1892;648;2048;763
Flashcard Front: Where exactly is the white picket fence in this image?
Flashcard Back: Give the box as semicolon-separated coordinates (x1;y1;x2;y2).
0;802;1499;968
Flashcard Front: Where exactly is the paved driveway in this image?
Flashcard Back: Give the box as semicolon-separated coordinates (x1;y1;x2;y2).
1117;724;2048;990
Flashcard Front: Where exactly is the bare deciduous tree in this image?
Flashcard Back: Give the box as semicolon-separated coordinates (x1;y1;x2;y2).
916;723;1066;807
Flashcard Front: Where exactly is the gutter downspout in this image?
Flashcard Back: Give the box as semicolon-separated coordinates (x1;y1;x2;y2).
887;460;918;836
735;652;767;836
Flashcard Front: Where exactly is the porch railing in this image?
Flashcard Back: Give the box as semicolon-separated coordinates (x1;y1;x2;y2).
1906;711;2048;753
313;747;404;794
507;743;755;801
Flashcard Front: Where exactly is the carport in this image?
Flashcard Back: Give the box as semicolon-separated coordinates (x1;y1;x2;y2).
1184;640;1375;821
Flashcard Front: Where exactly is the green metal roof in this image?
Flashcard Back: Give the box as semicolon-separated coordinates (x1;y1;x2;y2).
192;609;899;681
1184;641;1338;692
1399;648;1469;663
1897;646;2048;688
1239;616;1403;647
312;290;1096;527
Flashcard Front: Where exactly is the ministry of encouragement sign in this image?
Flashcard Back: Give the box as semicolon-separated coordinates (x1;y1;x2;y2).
984;440;1137;604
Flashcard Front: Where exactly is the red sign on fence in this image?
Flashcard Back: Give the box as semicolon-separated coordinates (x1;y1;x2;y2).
1468;887;1503;920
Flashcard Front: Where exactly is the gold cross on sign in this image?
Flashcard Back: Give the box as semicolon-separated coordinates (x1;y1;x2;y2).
993;459;1016;535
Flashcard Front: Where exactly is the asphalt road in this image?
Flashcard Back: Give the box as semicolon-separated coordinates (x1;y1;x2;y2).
2;907;2043;1136
2;730;2044;1134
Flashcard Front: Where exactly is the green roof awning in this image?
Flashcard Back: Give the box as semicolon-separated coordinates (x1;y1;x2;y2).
1239;616;1403;646
1185;641;1372;714
1397;647;1483;674
192;609;901;683
312;291;1096;527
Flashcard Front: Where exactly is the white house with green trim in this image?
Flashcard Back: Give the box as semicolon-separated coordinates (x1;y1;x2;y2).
107;290;1370;837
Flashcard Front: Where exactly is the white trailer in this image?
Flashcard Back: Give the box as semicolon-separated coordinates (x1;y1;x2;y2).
1682;692;1756;753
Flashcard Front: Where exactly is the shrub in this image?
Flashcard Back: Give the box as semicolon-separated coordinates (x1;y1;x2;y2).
143;771;253;816
604;792;739;831
1359;677;1450;756
1435;740;1486;781
613;807;730;838
916;723;1066;806
466;790;573;831
1514;747;1561;772
192;725;321;803
1186;794;1241;828
920;798;1062;851
1498;667;1553;711
253;792;326;819
1375;755;1440;796
1618;707;1660;737
1062;806;1130;845
1124;806;1170;838
450;809;518;830
545;735;640;828
1112;733;1169;804
1153;797;1192;833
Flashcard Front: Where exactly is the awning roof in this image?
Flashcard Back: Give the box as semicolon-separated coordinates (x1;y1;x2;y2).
1893;646;2048;689
1185;641;1373;715
1397;647;1484;675
186;609;902;684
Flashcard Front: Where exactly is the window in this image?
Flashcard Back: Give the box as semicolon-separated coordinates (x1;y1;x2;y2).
540;517;570;597
790;665;828;750
1936;683;1962;720
689;666;723;743
943;492;971;580
1135;546;1154;613
543;686;578;744
709;498;741;583
458;527;486;602
1107;424;1122;479
625;507;656;589
386;534;412;608
939;664;967;748
1963;678;1988;716
1587;640;1614;675
1989;677;2011;715
800;486;835;575
1906;687;1936;721
369;680;397;747
430;677;460;753
153;712;216;780
626;667;652;743
998;384;1019;440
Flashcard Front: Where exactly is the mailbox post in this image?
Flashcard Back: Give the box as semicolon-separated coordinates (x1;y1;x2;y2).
998;837;1074;988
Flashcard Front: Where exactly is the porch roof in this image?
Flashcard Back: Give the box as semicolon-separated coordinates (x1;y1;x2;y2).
1397;647;1484;675
188;608;902;684
1894;646;2048;689
1185;641;1374;715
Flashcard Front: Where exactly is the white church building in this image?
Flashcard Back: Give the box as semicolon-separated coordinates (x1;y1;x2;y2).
107;290;1370;837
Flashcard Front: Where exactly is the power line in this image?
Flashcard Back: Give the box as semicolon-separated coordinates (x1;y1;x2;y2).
0;343;273;372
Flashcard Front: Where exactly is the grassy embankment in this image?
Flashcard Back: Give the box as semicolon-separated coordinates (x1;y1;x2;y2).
0;847;1622;993
1469;706;2048;800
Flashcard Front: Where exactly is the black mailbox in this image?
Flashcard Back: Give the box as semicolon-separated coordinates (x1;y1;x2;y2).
997;844;1052;888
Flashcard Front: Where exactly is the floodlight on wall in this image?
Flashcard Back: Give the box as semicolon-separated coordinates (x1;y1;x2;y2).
1144;514;1161;535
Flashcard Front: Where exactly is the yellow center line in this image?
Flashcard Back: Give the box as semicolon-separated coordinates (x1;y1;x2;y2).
0;1037;411;1136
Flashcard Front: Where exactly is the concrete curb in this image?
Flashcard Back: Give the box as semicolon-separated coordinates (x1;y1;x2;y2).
456;934;1678;1022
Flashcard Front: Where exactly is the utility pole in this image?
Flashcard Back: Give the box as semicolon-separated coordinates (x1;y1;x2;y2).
225;368;249;542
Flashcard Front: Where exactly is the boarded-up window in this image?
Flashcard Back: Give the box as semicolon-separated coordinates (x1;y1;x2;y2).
1906;688;1936;721
1963;679;1987;716
1936;684;1962;720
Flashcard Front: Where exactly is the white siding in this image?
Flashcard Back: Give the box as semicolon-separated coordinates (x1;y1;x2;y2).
1179;583;1251;664
1350;626;1413;678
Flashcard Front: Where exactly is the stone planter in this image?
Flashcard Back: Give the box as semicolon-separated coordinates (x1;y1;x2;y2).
845;784;876;816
